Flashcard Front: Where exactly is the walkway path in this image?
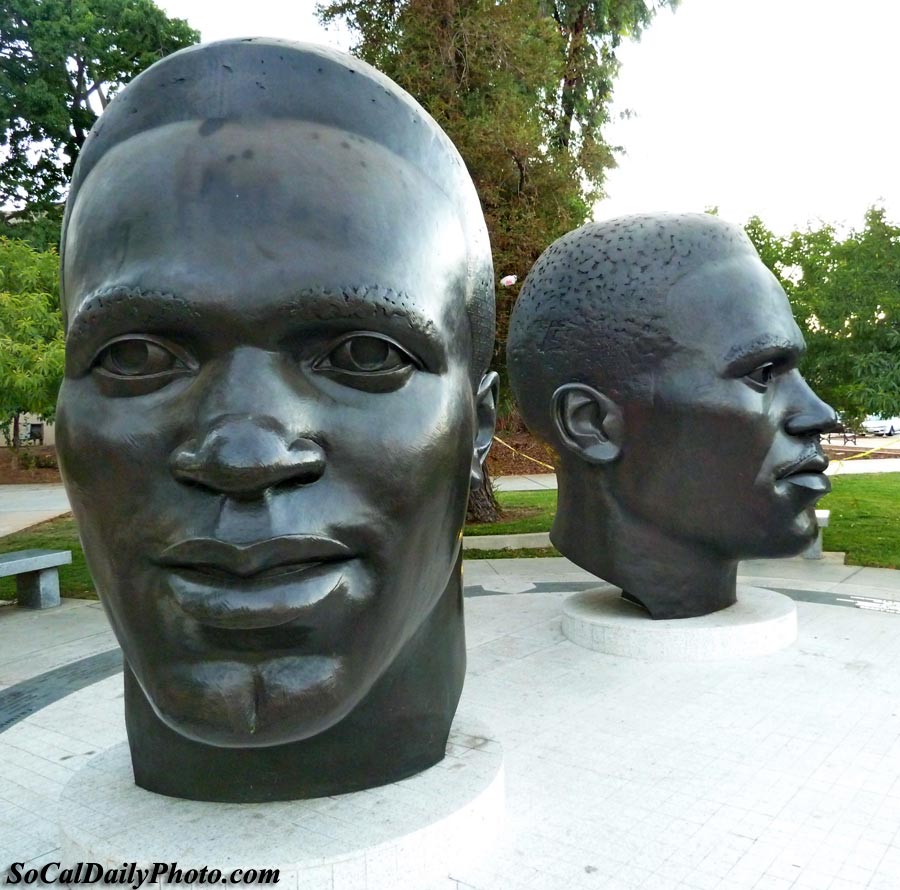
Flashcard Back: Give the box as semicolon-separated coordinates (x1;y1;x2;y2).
0;484;70;537
5;551;900;887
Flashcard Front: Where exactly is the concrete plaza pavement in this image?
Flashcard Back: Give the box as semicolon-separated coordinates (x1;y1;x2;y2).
0;485;70;538
3;449;900;888
4;548;900;887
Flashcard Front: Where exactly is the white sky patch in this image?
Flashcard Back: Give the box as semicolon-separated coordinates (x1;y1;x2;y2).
599;0;900;233
157;0;900;235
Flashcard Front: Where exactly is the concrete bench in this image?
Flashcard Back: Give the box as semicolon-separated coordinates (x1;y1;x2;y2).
0;549;72;609
802;510;830;560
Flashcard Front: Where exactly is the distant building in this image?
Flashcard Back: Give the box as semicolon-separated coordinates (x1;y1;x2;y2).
4;415;56;447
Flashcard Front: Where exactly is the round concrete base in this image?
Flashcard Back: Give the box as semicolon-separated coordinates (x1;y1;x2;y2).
562;584;797;660
59;716;503;889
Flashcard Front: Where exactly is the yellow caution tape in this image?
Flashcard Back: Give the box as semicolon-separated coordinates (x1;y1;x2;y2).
492;435;556;471
829;434;899;470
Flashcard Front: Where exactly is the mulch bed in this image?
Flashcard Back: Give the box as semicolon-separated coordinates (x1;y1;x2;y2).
486;428;558;477
825;445;899;461
0;447;62;484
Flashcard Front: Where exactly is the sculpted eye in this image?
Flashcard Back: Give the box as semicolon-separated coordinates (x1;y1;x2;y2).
745;362;776;390
92;336;196;396
315;333;419;392
98;339;182;376
329;336;412;373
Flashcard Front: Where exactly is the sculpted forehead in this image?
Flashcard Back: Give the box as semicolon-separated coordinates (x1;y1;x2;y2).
62;119;468;326
664;254;804;358
508;213;762;372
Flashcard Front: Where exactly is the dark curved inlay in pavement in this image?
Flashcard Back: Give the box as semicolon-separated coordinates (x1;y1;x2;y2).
0;647;122;733
466;582;900;614
772;587;900;613
1;582;896;733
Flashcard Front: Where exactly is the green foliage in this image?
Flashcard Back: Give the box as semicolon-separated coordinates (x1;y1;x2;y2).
0;0;198;213
0;204;65;252
317;0;676;373
0;238;65;435
746;207;900;424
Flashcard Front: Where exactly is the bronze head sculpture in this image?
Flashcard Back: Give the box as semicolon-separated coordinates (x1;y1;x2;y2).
56;39;497;801
508;213;836;620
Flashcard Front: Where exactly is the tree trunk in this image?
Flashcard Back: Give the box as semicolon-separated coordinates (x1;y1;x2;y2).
466;462;502;524
553;5;588;151
11;413;20;469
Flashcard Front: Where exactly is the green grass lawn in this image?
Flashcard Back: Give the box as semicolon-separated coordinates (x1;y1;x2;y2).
0;515;96;600
819;473;900;569
464;489;557;536
1;473;897;600
466;474;900;569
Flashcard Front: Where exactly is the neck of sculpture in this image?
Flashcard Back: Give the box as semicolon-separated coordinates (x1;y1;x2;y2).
124;561;466;802
552;470;738;619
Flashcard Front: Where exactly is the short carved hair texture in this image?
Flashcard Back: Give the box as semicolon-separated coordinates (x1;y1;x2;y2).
60;38;495;378
507;212;759;443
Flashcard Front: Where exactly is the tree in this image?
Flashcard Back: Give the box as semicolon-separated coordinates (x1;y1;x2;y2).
317;0;675;371
0;0;198;215
0;238;64;453
0;202;64;252
745;207;900;425
318;0;676;520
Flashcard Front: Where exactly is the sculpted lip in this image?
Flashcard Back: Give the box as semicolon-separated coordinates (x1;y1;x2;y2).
777;452;831;493
157;535;352;578
155;535;354;630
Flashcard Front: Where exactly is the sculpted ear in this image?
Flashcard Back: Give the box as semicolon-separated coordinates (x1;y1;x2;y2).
552;383;624;464
470;371;499;490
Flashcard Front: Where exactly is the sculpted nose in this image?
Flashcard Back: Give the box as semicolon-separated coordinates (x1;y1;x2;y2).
170;415;325;498
784;376;839;437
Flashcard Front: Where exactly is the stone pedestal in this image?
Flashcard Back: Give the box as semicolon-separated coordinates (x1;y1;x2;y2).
562;584;797;660
59;717;503;889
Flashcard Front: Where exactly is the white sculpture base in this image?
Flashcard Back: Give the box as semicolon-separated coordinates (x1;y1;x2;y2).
562;584;797;660
59;717;503;889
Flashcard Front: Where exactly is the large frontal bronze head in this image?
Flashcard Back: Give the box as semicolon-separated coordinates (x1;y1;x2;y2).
57;38;497;801
508;213;835;619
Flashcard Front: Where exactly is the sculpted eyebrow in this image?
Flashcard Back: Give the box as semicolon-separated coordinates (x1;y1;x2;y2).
280;286;441;342
723;336;803;369
65;288;198;357
65;284;443;359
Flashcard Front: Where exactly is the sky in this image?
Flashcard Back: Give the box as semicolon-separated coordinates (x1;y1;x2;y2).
157;0;900;235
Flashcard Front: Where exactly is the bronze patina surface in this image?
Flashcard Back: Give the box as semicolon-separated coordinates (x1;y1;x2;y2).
508;213;835;619
57;39;497;801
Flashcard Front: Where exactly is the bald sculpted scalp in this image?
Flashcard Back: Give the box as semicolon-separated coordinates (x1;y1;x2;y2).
61;38;495;379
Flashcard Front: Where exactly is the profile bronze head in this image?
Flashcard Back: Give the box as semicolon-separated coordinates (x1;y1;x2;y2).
56;39;497;801
508;213;835;620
